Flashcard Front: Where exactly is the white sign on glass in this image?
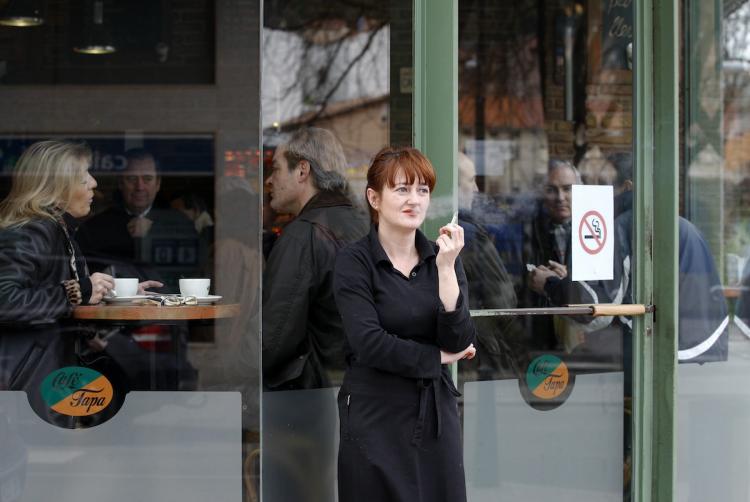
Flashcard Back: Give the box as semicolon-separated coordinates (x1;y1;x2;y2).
571;184;614;281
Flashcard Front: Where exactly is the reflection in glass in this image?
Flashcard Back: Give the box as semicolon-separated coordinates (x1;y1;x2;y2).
677;1;750;500
458;1;633;500
0;0;261;498
260;2;409;499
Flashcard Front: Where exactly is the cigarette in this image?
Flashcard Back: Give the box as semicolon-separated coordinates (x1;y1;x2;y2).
450;211;458;226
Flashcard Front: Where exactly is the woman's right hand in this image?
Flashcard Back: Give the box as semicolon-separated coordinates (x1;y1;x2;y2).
89;272;115;304
441;344;476;364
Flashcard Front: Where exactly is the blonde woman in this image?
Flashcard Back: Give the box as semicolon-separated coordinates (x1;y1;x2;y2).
0;140;116;423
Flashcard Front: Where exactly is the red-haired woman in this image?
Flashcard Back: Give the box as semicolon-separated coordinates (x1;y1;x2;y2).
333;146;477;501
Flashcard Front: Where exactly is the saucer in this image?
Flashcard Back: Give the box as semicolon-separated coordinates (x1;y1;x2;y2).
195;295;222;305
102;295;149;304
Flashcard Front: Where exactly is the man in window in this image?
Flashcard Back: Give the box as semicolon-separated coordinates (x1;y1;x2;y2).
78;148;198;292
262;127;368;391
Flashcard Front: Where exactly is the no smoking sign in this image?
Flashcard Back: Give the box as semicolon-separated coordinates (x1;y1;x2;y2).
578;210;607;255
572;186;614;281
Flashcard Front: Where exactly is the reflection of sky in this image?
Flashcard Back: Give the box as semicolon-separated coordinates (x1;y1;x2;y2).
725;3;750;62
261;27;389;129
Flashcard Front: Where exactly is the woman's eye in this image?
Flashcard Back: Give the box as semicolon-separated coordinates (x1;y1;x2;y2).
419;188;430;194
395;187;407;192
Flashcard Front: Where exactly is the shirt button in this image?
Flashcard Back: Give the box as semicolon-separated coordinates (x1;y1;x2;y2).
411;272;416;277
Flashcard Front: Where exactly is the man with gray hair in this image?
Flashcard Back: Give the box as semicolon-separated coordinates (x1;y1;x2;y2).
262;127;368;390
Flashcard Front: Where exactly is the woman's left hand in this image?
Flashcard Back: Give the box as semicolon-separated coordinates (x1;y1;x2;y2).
435;223;464;269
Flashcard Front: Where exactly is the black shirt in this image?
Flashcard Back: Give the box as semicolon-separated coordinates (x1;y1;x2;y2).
333;226;476;379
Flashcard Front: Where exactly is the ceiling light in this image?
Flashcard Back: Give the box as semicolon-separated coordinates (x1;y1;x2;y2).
74;1;116;55
0;0;44;27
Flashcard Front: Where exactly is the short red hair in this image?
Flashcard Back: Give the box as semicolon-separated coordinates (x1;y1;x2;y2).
366;146;437;223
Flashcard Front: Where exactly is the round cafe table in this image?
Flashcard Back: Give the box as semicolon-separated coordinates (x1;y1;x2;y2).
73;303;241;321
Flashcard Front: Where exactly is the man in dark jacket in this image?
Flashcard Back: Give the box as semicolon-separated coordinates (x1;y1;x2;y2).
78;149;198;292
261;128;368;502
457;152;526;379
521;160;581;351
262;127;368;390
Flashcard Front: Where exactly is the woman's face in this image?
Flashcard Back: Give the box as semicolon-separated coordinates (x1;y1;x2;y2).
66;165;97;218
368;168;430;232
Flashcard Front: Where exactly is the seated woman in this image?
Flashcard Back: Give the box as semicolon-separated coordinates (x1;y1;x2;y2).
0;140;152;425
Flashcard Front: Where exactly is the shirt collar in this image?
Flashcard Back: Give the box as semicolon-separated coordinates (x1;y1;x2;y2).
367;225;436;267
125;205;152;217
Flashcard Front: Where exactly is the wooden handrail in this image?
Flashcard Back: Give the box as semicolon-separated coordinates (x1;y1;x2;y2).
470;304;654;318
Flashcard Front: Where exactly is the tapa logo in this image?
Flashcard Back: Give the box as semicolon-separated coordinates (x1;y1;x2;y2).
40;367;114;417
519;354;574;411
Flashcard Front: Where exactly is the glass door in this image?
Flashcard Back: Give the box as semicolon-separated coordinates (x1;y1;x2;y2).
455;1;643;500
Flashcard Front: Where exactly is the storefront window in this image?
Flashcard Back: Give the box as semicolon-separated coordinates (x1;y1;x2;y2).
259;1;412;500
0;1;260;500
678;1;750;499
457;1;635;500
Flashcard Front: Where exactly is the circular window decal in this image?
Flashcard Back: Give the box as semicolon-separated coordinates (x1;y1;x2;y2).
41;366;115;418
518;354;575;411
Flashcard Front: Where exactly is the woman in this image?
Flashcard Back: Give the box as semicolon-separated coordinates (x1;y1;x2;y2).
0;140;117;424
333;146;477;502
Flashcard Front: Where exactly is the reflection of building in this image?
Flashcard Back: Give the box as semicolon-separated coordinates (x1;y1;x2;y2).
262;24;391;200
274;95;388;204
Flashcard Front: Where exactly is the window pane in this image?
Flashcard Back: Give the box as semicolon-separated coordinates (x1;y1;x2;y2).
259;1;412;500
0;1;260;499
678;1;750;500
457;1;634;500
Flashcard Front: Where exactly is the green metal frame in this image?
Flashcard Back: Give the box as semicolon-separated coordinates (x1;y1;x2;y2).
413;0;458;382
414;1;680;500
413;0;457;240
634;0;680;501
632;1;655;500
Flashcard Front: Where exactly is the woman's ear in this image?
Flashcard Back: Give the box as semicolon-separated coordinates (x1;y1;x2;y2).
366;187;379;210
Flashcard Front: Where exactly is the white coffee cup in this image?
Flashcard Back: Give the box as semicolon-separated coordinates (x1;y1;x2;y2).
179;278;210;297
113;278;139;297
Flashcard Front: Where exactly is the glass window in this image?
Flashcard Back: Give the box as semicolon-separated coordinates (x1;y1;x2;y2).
0;1;260;500
259;1;412;500
457;1;635;500
678;1;750;500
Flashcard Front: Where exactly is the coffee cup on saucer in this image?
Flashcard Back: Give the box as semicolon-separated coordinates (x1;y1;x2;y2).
112;278;139;297
179;278;210;297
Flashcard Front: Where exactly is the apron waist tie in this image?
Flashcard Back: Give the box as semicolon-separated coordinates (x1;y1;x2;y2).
411;378;433;447
411;374;460;447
